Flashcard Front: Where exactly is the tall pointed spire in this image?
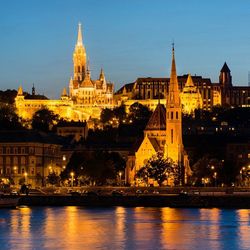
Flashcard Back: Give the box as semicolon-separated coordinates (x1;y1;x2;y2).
73;22;87;81
77;22;83;46
168;43;180;106
169;43;179;93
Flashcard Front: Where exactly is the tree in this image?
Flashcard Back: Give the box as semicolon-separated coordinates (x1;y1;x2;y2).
31;108;59;132
47;172;60;186
113;105;127;123
128;102;152;122
0;104;23;130
61;151;121;186
100;108;114;124
136;153;178;186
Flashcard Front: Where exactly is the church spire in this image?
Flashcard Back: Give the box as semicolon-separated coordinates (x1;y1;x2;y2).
165;44;183;164
73;22;87;81
77;22;83;46
168;43;181;106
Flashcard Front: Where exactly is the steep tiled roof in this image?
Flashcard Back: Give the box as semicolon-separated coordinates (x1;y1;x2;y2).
145;103;166;131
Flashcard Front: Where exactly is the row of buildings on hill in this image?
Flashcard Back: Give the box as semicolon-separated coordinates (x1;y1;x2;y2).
2;23;248;187
15;23;250;124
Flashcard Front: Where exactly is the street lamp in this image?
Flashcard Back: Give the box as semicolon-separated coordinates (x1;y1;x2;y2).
70;172;74;187
13;166;17;173
24;172;28;184
213;172;217;187
119;171;122;186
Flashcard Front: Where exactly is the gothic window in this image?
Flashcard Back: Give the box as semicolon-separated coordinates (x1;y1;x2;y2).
78;66;81;72
171;112;173;119
171;129;173;144
176;112;178;119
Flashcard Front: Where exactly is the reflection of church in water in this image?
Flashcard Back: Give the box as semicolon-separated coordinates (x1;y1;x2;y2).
15;23;114;121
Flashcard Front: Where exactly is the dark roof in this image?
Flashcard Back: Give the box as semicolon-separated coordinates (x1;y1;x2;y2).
221;62;230;73
115;82;135;94
0;130;63;145
145;103;166;131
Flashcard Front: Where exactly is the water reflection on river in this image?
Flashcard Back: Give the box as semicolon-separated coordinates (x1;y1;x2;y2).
0;206;250;249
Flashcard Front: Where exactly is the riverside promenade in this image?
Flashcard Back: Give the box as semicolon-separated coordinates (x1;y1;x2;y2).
13;187;250;208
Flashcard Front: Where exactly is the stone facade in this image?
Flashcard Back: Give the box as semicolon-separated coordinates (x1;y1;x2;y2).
15;23;114;122
115;63;250;113
0;131;66;187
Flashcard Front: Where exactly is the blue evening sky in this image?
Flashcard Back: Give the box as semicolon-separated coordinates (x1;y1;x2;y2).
0;0;250;98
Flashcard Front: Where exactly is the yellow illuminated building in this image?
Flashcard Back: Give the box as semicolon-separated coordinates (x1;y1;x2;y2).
15;23;114;122
126;46;191;186
180;74;202;116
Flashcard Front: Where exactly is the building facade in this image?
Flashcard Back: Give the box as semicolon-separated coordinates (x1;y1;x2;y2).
15;23;114;122
0;131;65;187
115;63;250;113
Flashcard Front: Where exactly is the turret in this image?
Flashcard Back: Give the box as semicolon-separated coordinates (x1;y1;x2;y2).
219;62;232;88
99;68;107;89
61;87;69;101
17;85;23;96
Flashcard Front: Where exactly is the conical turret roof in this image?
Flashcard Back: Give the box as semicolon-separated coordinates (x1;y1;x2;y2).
220;62;230;73
17;86;23;96
61;87;68;96
185;74;194;87
145;103;166;131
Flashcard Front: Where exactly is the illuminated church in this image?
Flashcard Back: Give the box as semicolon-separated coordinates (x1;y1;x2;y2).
126;46;191;186
15;23;114;121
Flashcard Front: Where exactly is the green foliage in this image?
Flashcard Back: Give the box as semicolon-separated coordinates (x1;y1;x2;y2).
136;153;178;186
47;172;60;186
31;108;59;132
0;104;23;130
113;105;126;122
0;89;17;104
100;108;114;124
128;102;152;122
61;150;125;185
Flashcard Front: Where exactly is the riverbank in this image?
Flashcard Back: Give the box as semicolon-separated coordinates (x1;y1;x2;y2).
14;194;250;208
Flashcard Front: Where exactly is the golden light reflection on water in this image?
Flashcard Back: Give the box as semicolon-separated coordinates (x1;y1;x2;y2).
10;207;31;249
160;208;222;249
2;207;250;250
237;209;250;249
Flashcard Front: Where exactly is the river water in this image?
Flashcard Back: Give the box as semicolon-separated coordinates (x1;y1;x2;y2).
0;206;250;250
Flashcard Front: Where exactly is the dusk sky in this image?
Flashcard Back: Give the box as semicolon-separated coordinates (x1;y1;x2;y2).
0;0;250;98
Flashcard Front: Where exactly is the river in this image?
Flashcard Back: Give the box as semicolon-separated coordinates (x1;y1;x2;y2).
0;207;249;249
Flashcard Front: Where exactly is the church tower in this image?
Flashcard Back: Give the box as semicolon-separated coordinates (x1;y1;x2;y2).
164;45;183;164
73;23;87;82
219;62;232;88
